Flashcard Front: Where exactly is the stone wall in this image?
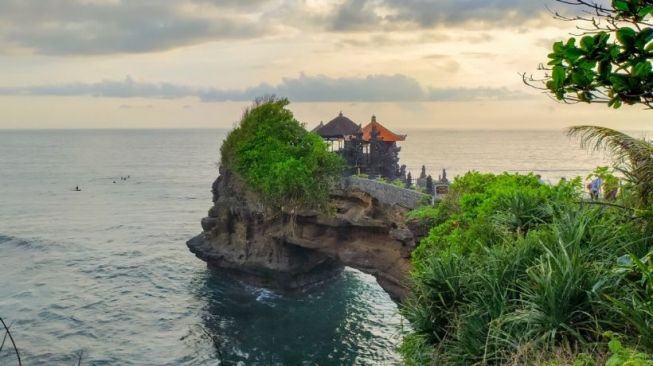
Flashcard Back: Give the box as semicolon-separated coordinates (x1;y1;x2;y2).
341;177;429;209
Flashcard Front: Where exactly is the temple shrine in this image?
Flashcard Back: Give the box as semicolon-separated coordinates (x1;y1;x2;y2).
312;113;406;180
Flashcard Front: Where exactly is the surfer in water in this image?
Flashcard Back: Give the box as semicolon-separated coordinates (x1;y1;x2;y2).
74;186;81;191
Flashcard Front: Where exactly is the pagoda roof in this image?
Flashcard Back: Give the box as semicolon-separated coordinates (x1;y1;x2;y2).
362;116;406;142
311;121;324;133
313;112;362;139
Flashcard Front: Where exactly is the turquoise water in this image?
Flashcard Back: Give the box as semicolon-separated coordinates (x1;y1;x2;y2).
0;129;629;364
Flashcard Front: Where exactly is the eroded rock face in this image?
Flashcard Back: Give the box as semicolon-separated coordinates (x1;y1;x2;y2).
187;167;420;302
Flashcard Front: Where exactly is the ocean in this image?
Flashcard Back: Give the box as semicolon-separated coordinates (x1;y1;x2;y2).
0;129;631;365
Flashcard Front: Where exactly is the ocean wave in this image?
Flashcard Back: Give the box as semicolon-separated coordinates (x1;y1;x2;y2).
253;288;281;305
0;233;55;250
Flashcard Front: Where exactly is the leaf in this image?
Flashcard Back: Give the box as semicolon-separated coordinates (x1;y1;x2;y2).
581;36;595;51
596;32;610;47
617;27;637;48
638;5;653;18
572;69;591;86
613;0;629;12
553;41;564;53
608;97;623;109
635;27;653;48
609;74;629;91
634;61;652;78
608;338;623;353
566;38;576;48
552;66;566;89
610;46;621;60
598;60;612;80
565;47;585;61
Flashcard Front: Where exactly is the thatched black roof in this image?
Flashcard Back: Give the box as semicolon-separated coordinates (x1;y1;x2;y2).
311;121;324;133
313;112;362;138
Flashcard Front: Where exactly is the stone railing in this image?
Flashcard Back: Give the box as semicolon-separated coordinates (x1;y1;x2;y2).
340;177;430;209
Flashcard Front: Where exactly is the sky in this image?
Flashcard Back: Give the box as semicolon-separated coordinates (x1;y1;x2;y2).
0;0;651;130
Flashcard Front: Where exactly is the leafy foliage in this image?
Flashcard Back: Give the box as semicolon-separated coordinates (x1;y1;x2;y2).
220;97;343;211
410;172;580;262
528;0;653;108
568;126;653;207
604;333;653;366
400;171;653;365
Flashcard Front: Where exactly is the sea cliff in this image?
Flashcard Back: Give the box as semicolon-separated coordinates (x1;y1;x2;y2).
187;166;428;302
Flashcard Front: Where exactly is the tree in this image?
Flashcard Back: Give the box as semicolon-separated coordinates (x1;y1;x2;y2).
220;96;344;212
526;0;653;109
526;1;653;208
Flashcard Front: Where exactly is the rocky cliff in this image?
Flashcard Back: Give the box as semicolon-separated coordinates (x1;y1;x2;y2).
187;167;427;302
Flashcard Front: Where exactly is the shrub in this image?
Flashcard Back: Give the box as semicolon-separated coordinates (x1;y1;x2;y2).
406;205;446;229
410;172;582;262
220;97;343;211
401;171;653;365
504;241;601;348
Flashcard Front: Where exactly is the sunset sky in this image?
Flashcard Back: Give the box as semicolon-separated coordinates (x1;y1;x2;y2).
1;0;650;130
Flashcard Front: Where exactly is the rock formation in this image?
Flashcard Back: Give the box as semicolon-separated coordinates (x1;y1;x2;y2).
187;167;427;302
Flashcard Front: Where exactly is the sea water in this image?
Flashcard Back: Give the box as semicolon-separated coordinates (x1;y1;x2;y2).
0;129;632;365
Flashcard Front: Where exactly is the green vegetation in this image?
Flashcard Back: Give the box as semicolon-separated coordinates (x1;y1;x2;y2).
400;148;653;364
452;0;653;361
604;334;653;366
569;126;653;210
527;0;653;109
220;97;343;211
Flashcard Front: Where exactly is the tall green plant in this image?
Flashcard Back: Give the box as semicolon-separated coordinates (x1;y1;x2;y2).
220;97;343;211
610;249;653;351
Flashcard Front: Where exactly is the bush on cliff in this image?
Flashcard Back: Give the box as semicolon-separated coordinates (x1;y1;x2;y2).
401;171;653;365
220;97;343;211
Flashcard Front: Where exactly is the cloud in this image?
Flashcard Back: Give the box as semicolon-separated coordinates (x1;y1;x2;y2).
0;0;277;55
330;0;382;31
423;54;450;60
0;74;529;102
0;76;196;98
329;0;553;31
427;87;530;101
0;0;576;55
337;32;451;48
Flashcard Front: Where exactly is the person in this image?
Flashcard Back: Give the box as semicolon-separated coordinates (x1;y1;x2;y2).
74;186;81;191
589;177;602;200
605;186;618;200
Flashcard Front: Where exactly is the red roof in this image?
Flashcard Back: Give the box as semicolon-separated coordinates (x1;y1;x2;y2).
362;116;406;142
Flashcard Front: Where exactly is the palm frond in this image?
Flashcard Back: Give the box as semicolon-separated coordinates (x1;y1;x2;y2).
568;125;653;206
567;126;653;165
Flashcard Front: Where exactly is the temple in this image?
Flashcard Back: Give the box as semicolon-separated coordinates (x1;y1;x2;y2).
313;113;406;180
